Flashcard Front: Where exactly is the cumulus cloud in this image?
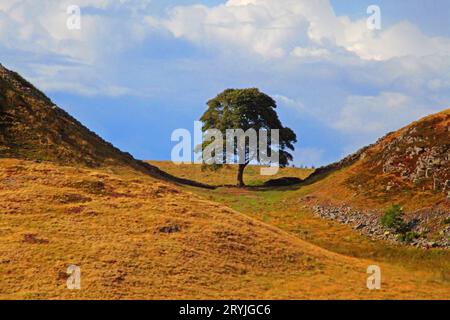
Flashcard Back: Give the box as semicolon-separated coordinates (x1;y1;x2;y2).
342;21;450;61
0;0;153;95
327;90;448;155
1;0;449;163
333;92;429;134
152;0;335;58
154;0;450;61
291;47;330;59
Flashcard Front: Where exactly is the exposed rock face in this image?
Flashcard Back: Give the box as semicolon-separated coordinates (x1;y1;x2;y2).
378;124;449;192
304;110;449;246
308;109;450;194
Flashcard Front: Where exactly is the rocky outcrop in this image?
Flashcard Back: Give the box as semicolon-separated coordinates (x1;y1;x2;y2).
302;110;449;248
311;204;450;248
307;109;449;196
379;125;449;192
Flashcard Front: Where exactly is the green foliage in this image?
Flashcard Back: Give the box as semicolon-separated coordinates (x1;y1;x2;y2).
443;217;450;225
381;205;410;234
397;231;421;243
198;88;297;186
405;231;421;242
381;205;421;243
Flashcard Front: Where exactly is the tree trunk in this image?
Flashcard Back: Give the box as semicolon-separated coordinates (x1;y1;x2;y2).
237;163;246;187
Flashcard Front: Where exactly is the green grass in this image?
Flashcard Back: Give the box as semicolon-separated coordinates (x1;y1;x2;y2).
152;161;447;277
1;158;449;299
187;182;450;281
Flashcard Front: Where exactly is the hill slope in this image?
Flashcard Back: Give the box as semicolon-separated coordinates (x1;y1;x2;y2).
297;109;449;247
0;64;211;188
1;158;449;299
0;64;448;299
308;109;450;208
0;64;134;167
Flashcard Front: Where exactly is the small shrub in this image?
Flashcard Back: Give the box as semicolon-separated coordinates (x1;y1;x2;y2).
396;232;419;243
404;231;420;243
443;217;450;225
381;205;410;234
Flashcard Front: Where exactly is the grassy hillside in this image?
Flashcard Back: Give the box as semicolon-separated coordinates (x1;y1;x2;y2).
1;65;448;299
0;64;135;167
0;64;213;189
306;109;450;211
153;161;450;298
1;158;449;299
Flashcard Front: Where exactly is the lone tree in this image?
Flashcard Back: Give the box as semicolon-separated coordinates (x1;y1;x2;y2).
198;88;297;187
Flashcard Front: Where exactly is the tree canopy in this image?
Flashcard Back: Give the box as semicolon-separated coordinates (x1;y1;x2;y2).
198;88;297;187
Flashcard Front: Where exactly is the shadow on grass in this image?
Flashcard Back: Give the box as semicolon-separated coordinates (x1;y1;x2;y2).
215;170;335;192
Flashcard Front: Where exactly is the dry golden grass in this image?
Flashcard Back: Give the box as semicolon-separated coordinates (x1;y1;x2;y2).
1;158;449;299
2;64;448;300
152;161;450;255
300;164;448;212
148;161;314;187
294;109;450;215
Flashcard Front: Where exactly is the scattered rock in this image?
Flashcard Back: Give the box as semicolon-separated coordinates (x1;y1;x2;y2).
54;193;92;204
159;225;181;234
311;204;449;249
22;234;49;244
65;206;85;214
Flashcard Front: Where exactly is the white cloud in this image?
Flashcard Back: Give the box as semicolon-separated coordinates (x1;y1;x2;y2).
4;0;450;98
154;0;450;62
21;63;134;96
330;91;443;153
153;0;317;58
0;0;153;95
0;0;153;64
341;21;450;61
1;0;449;161
291;47;330;59
274;94;306;112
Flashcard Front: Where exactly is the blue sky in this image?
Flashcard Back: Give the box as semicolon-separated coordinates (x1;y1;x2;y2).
1;0;449;166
